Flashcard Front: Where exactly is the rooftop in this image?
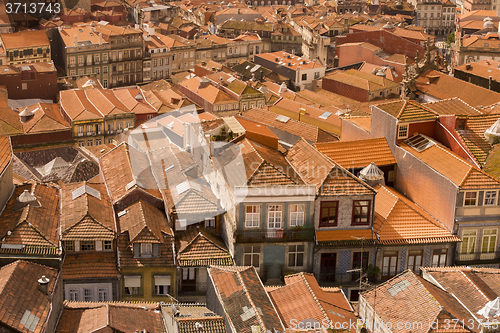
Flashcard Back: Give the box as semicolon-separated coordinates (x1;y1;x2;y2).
256;51;326;71
0;30;49;49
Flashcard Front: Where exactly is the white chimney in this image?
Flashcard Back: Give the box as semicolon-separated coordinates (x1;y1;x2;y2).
38;276;50;295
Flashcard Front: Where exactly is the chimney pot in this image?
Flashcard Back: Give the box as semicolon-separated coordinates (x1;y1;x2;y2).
38;275;50;295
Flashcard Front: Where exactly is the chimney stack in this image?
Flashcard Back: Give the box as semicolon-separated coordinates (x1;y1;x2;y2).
38;276;50;295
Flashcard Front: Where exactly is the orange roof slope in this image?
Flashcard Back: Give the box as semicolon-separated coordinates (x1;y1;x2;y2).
62;252;119;280
375;99;438;122
400;136;500;189
373;185;460;245
0;260;58;333
0;136;11;176
315;137;396;169
269;272;356;328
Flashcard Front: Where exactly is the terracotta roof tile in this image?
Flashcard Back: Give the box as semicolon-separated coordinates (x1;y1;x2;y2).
315;228;374;245
62;252;119;280
373;185;460;245
56;302;166;333
256;51;325;71
0;136;11;177
375;99;438;122
176;226;233;267
60;182;115;240
162;304;226;333
424;98;483;116
209;266;283;333
0;260;58;333
324;69;400;92
0;30;49;50
0;183;60;250
316;137;396;169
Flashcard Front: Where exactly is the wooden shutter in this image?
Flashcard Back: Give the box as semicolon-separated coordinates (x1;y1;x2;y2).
133;243;140;258
153;243;160;257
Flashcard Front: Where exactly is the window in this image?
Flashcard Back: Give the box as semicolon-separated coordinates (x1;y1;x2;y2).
301;73;307;81
80;240;94;251
432;249;447;267
288;245;304;267
352;251;369;281
319;201;338;227
352;200;371;225
78;140;84;147
141;243;152;257
314;71;320;79
268;205;282;229
397;124;409;139
464;192;477;206
124;276;141;295
407;250;423;272
98;288;108;302
382;251;398;278
103;66;108;74
482;229;497;253
484;191;497;206
245;205;260;228
95;139;102;145
63;240;74;251
205;218;215;228
84;288;93;302
290;204;305;227
243;245;260;268
154;275;171;296
461;230;477;254
320;253;336;282
103;80;108;88
69;289;79;301
86;140;93;147
103;240;112;250
69;57;75;66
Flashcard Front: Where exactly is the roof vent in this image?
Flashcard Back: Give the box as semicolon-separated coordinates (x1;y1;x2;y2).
19;108;34;122
358;162;385;187
279;82;287;93
477;297;500;318
276;115;290;123
135;93;143;100
319;111;332;120
13;189;40;211
37;276;50;295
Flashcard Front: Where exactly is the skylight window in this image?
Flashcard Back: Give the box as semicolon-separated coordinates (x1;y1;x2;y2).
319;111;332;120
72;185;101;200
276;115;290;123
404;134;435;152
176;181;191;195
20;310;40;332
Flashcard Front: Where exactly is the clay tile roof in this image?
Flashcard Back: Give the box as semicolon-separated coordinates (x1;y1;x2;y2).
0;30;49;50
286;138;374;195
0;183;60;249
375;99;438;122
420;267;500;318
118;232;175;268
239;108;339;143
0;260;58;333
424;98;483;116
324;69;400;92
176;226;233;267
315;228;375;246
18;103;70;135
62;252;119;280
362;270;475;333
373;185;460;245
118;199;172;243
208;266;284;333
256;51;326;71
162;304;226;333
400;137;500;189
416;69;500;108
315;137;396;169
0;136;12;177
270;272;356;328
56;302;166;333
60;182;115;240
99;143;162;204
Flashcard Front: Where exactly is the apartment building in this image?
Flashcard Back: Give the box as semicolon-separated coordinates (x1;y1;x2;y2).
0;30;50;65
410;0;456;35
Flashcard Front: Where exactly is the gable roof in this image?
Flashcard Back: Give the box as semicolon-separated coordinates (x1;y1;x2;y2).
362;270;476;333
0;183;60;250
18;103;71;135
286;138;374;195
208;266;284;333
400;136;500;189
161;303;226;333
315;137;396;169
423;97;483;116
176;226;233;267
375;99;438;122
421;266;500;321
269;272;356;328
60;182;115;240
373;185;460;245
118;199;172;243
324;69;400;92
239;108;339;143
56;302;166;333
0;260;58;333
0;136;11;177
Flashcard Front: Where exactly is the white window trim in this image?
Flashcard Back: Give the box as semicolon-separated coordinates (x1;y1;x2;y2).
397;124;409;139
288;244;305;268
289;204;305;227
482;229;498;253
245;205;260;228
268;204;282;229
464;191;478;206
484;190;498;206
461;230;477;254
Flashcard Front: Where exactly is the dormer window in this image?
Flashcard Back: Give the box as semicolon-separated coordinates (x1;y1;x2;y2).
397;124;409;139
141;243;152;257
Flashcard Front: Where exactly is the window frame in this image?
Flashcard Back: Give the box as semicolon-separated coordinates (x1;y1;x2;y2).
245;204;260;228
407;250;423;272
319;201;339;227
484;191;498;206
98;288;108;302
84;288;93;302
482;229;498;253
80;240;95;251
267;204;283;229
397;124;409;139
63;240;74;252
103;240;112;251
69;289;79;301
154;275;171;296
140;243;153;257
243;245;261;268
352;200;371;226
464;191;478;206
288;244;305;267
289;204;305;227
461;230;477;254
382;251;398;279
431;249;448;267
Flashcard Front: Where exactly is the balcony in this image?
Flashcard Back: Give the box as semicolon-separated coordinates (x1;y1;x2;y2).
456;251;500;263
235;226;314;243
